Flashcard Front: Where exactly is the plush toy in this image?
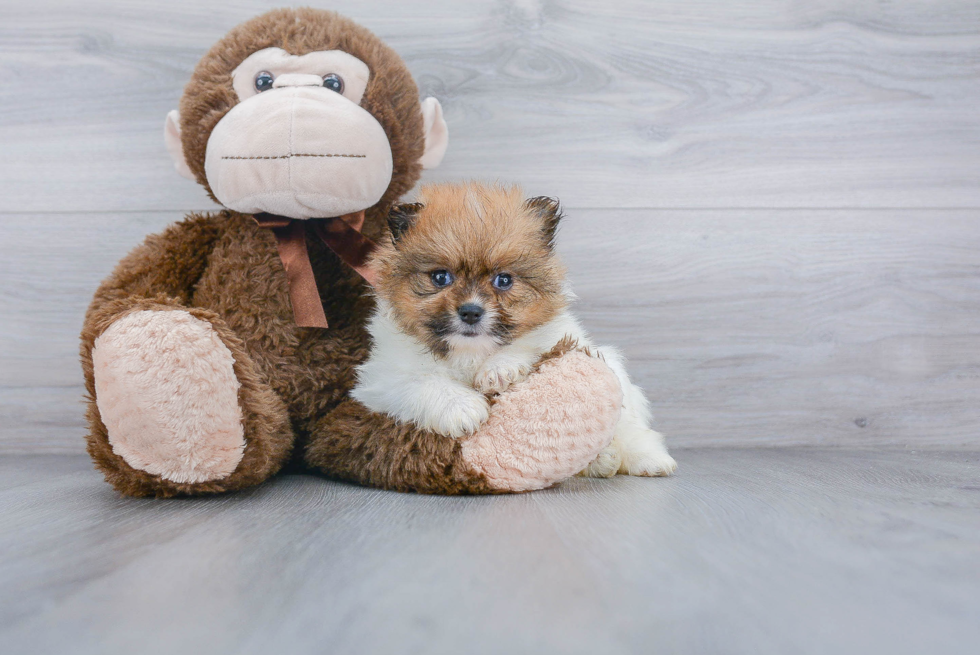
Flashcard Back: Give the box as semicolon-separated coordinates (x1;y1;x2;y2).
80;7;624;497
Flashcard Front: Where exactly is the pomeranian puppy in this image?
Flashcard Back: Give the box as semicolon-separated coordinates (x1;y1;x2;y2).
351;183;676;477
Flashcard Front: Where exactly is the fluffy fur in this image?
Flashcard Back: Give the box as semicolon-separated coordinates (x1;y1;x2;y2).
353;183;677;477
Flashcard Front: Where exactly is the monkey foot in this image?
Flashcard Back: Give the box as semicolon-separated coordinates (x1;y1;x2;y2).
461;350;623;492
92;309;246;484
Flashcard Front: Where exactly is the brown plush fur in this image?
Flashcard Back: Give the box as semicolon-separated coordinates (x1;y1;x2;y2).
373;183;569;357
80;9;495;497
304;399;496;495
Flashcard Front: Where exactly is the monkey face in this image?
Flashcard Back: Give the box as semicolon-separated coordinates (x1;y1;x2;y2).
163;8;450;223
202;48;392;219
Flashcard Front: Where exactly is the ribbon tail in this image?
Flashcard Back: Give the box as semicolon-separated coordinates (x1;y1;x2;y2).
313;212;380;287
270;221;329;328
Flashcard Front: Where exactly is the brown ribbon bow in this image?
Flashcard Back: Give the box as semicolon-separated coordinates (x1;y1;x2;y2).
254;211;379;328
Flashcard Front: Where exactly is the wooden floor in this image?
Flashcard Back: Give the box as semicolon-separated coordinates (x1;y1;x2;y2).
1;449;979;655
2;1;979;652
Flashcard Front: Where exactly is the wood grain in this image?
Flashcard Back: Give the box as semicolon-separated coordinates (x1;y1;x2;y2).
0;213;176;452
1;449;978;654
2;209;978;453
561;208;980;448
1;0;978;212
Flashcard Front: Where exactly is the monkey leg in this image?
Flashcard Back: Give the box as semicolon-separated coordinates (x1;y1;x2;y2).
81;299;294;497
302;347;624;494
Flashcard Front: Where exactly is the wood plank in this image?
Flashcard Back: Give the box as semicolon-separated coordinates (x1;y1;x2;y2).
1;449;978;654
1;209;977;453
561;208;980;448
0;212;175;453
1;0;978;212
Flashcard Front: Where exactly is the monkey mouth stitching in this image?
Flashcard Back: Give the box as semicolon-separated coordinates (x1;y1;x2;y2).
221;153;367;160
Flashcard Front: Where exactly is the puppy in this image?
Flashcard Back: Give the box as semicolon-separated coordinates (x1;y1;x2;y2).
351;183;676;477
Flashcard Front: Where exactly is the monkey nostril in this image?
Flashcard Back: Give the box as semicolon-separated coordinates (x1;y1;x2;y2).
457;303;484;326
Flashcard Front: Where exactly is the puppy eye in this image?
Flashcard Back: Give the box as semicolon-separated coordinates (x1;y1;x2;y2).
493;273;514;290
254;71;275;92
430;270;454;288
322;73;344;93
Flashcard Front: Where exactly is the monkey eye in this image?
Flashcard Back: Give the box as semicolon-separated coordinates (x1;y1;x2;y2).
430;270;454;288
322;73;344;94
254;71;275;92
492;273;514;291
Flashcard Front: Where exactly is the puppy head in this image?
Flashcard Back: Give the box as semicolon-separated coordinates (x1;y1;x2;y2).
372;182;567;359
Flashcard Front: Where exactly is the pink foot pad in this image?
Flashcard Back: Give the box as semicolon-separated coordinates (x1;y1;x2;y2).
461;351;623;492
92;310;246;484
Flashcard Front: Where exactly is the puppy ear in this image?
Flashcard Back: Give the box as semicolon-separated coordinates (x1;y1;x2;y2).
524;196;563;249
387;202;424;244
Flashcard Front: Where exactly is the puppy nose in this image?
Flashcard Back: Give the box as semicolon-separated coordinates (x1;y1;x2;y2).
458;303;484;325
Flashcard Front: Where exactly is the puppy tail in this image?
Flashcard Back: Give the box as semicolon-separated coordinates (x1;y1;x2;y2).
531;335;594;373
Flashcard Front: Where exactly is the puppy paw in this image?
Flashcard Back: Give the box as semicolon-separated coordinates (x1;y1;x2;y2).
474;357;532;395
424;389;491;438
625;451;677;477
620;432;677;477
579;443;622;478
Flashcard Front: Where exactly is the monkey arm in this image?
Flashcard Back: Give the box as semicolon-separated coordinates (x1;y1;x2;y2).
302;399;497;494
303;343;624;494
81;212;226;397
85;212;224;319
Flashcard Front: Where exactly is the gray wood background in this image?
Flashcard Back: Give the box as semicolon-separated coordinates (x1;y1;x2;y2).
1;0;978;452
2;449;978;655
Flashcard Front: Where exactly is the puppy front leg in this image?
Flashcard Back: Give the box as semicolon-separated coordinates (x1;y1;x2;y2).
353;373;489;439
474;348;540;395
416;378;492;438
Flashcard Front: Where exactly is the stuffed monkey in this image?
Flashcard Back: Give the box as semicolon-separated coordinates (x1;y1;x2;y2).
80;8;623;497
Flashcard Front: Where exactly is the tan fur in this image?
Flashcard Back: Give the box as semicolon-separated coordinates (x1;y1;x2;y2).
373;183;568;357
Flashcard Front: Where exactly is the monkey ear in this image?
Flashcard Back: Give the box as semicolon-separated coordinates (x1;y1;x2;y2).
418;97;448;169
387;202;424;244
164;110;196;180
524;196;563;249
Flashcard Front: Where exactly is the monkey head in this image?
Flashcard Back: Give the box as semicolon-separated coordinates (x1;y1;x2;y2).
164;8;448;221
